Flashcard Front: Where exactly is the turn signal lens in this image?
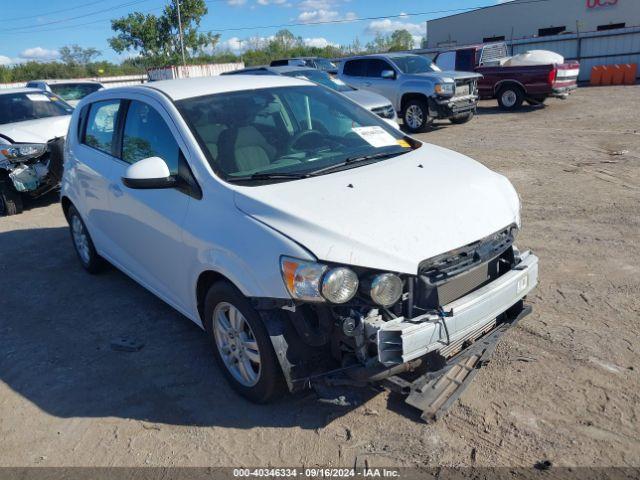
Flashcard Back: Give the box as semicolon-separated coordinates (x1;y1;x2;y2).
370;273;403;307
280;257;327;302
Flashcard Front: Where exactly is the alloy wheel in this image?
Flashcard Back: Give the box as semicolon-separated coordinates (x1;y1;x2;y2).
405;105;424;130
213;302;262;387
501;90;517;108
71;215;91;265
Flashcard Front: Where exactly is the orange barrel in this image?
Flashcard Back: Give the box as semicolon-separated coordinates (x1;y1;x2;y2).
590;65;603;86
624;64;638;85
611;65;625;85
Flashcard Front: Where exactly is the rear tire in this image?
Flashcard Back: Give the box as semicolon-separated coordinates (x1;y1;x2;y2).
449;111;474;124
68;205;105;274
497;85;525;110
204;281;285;403
0;177;23;216
402;98;432;133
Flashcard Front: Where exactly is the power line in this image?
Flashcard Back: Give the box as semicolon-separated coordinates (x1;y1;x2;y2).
4;0;105;21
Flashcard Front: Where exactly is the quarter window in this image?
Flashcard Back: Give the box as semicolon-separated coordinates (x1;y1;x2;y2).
83;100;121;155
122;100;180;174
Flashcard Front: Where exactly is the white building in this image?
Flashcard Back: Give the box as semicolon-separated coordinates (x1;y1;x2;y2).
427;0;640;48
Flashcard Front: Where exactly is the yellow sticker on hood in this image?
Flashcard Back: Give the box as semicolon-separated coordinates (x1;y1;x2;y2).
397;139;411;148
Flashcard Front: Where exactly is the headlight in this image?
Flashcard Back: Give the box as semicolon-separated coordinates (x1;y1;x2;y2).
280;257;358;304
0;143;47;162
369;273;403;307
321;267;359;304
434;82;455;96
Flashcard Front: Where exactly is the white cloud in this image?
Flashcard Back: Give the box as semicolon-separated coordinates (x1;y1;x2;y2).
0;55;13;66
257;0;287;4
227;0;246;4
19;47;59;61
365;18;423;36
297;9;340;23
303;37;338;48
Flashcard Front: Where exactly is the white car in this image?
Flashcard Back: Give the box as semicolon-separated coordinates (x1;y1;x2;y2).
62;76;538;416
0;88;73;215
26;80;104;107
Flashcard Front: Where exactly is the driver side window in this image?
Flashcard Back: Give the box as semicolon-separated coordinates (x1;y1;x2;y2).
122;101;181;175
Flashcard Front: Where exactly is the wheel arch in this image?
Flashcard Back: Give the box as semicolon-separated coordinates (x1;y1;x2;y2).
494;79;526;95
400;92;430;112
196;270;246;326
61;195;73;222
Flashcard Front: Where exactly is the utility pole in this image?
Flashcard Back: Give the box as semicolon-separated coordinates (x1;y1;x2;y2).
175;0;187;66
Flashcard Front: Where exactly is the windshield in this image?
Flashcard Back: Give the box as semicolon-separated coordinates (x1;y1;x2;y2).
284;70;354;93
314;58;337;71
0;91;73;125
392;56;442;74
49;83;101;101
177;85;413;184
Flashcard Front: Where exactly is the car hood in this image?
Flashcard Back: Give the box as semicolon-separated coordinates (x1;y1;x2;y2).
233;143;520;274
343;89;392;110
407;71;483;81
0;115;71;143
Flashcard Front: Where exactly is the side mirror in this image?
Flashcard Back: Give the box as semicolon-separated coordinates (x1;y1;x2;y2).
122;156;176;189
381;69;395;79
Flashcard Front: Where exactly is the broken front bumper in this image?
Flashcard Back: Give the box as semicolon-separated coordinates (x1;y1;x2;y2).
377;251;538;366
430;94;479;118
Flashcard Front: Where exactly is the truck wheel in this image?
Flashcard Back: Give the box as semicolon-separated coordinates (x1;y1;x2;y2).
497;85;524;110
0;178;23;216
402;99;431;133
204;281;285;403
449;112;474;124
68;205;105;273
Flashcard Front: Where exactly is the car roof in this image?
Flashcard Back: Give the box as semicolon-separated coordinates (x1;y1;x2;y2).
268;65;317;74
342;53;419;61
0;87;45;95
28;79;103;85
142;75;312;101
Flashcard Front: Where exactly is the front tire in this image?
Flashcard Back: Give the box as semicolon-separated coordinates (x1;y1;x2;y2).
497;85;524;110
204;281;285;403
449;111;474;124
402;98;432;133
0;177;24;216
68;205;105;274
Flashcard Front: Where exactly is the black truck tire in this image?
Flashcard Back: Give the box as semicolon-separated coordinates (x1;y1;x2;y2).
402;98;432;133
497;85;525;110
0;177;24;216
449;111;475;124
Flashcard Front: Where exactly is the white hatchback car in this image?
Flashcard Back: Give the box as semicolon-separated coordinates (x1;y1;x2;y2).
62;76;538;414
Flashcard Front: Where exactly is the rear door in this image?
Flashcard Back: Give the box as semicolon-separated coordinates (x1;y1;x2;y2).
72;99;123;255
104;96;194;309
340;59;368;88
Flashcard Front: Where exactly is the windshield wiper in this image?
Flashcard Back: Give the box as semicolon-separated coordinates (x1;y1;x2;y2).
309;150;406;176
226;172;312;182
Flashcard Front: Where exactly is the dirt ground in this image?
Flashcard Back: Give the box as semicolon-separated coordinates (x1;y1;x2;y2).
0;85;638;469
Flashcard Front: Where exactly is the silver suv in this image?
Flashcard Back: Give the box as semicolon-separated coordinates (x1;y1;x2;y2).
338;53;482;133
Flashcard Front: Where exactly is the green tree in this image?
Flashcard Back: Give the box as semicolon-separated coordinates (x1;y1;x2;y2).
388;29;415;51
109;0;219;62
59;44;101;65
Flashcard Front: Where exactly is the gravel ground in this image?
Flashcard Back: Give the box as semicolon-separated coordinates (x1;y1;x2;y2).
0;85;638;469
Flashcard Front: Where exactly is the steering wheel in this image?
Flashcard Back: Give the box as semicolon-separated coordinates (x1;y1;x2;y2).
287;129;325;152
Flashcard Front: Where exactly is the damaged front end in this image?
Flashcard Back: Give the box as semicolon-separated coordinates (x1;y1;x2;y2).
257;225;539;421
0;137;65;207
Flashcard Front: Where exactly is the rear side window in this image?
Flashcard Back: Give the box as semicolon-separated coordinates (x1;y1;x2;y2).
122;100;180;174
343;59;366;76
83;100;121;155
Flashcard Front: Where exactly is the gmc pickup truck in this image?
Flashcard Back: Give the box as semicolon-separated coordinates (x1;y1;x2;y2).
338;53;482;133
434;43;580;110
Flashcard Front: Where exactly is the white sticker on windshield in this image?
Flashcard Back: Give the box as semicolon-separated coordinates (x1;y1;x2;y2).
26;93;51;102
332;78;347;86
352;126;397;148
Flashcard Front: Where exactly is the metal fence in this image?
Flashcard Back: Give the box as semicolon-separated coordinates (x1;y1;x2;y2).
415;25;640;82
0;74;147;90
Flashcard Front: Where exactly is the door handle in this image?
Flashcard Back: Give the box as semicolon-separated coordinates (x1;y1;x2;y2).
109;183;123;197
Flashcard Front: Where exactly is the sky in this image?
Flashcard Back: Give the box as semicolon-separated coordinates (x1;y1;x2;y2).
0;0;504;65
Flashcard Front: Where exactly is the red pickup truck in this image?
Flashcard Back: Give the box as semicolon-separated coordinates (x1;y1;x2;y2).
433;43;580;110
